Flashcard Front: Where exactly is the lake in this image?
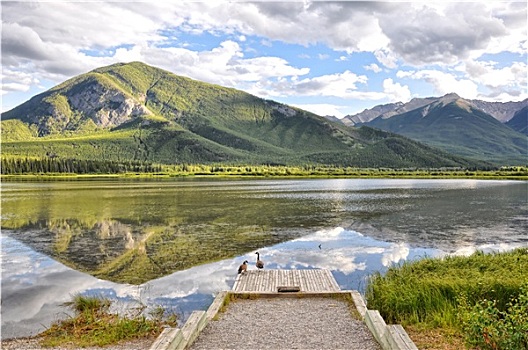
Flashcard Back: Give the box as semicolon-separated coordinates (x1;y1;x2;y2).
1;178;527;339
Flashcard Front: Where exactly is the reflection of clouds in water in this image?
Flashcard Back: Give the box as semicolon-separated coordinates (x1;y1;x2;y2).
3;228;525;339
1;236;136;337
292;226;348;242
143;260;237;300
257;227;410;273
449;242;528;257
264;247;368;274
381;242;410;267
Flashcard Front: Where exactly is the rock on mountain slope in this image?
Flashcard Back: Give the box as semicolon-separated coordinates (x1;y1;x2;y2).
469;99;528;123
341;102;403;126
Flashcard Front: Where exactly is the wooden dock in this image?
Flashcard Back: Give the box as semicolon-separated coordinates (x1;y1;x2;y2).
232;268;340;292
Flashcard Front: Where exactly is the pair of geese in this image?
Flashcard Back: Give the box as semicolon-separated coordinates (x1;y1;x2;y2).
238;252;263;274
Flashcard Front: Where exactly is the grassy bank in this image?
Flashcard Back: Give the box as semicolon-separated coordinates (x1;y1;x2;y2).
39;294;177;348
366;248;528;349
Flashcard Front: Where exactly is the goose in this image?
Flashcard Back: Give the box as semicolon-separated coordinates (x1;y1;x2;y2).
238;260;248;274
255;252;264;270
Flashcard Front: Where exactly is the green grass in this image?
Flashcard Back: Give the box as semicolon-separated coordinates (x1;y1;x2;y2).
365;248;528;349
39;294;177;348
0;119;38;141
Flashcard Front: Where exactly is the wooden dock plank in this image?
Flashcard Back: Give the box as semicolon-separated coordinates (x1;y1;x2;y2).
233;269;340;292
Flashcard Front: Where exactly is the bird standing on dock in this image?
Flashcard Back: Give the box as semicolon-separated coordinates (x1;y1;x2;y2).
255;252;264;270
238;260;248;274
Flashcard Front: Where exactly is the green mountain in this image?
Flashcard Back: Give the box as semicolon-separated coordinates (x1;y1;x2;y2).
506;106;528;135
364;95;527;165
1;62;486;169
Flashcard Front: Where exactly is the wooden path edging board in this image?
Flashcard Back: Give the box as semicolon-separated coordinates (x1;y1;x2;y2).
148;310;207;350
149;290;229;350
359;295;418;350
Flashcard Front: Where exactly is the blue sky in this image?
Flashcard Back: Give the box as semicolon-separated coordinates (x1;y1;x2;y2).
2;1;527;118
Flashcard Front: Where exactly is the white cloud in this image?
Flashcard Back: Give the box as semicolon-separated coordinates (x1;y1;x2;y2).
1;83;31;94
379;2;508;66
291;104;348;118
295;71;368;96
383;78;411;102
1;69;40;95
464;60;527;91
259;71;383;100
374;49;399;69
398;69;479;99
1;1;526;111
364;63;382;73
479;2;527;56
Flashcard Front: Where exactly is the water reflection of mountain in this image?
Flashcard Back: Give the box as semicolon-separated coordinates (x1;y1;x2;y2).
3;179;526;285
5;219;305;284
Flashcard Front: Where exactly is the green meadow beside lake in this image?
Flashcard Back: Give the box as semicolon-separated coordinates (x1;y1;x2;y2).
366;248;528;350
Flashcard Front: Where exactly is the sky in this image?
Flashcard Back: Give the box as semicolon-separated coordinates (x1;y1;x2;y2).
2;1;527;118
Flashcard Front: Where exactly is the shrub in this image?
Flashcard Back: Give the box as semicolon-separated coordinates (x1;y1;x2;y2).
458;283;528;350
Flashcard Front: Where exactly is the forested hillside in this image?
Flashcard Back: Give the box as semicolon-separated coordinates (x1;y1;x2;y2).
1;62;489;172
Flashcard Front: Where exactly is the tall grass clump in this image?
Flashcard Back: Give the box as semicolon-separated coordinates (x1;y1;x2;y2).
365;248;528;347
40;294;177;347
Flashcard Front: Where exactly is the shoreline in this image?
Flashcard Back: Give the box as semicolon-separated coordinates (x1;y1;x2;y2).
2;171;527;181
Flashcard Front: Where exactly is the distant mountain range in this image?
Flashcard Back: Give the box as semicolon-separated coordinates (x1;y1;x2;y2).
342;93;527;165
1;62;488;170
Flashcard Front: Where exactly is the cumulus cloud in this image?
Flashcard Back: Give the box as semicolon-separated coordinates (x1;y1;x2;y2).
464;60;527;94
1;69;40;95
291;104;349;118
378;2;508;66
1;1;526;110
480;2;527;56
2;23;54;62
253;70;387;101
294;71;367;96
364;63;382;73
383;78;411;102
397;69;479;99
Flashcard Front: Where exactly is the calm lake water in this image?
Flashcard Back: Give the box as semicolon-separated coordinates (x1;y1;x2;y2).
1;178;527;339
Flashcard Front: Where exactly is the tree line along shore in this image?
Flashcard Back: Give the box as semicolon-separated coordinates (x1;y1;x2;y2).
1;157;526;180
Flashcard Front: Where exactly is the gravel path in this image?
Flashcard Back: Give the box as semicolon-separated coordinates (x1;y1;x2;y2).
189;297;381;350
